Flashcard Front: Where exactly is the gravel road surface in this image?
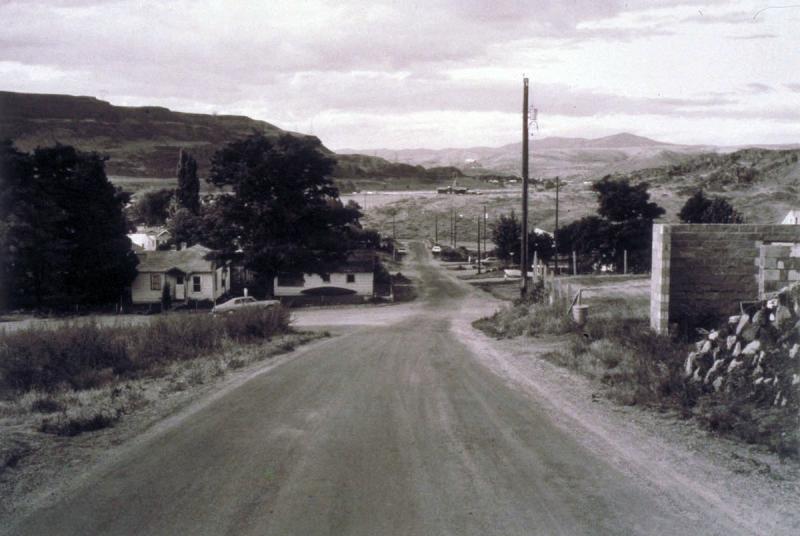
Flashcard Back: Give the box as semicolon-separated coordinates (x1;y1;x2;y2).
5;243;767;535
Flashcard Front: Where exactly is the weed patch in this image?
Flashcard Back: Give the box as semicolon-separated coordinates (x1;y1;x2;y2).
0;306;291;394
39;409;120;436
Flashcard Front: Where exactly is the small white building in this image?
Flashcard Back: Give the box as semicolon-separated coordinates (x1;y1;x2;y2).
273;251;375;298
782;210;800;225
128;227;170;251
131;245;230;305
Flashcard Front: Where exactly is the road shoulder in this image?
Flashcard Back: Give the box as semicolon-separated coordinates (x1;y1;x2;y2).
452;308;800;535
0;331;333;527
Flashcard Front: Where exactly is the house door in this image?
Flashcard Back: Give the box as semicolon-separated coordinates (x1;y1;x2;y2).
175;275;186;300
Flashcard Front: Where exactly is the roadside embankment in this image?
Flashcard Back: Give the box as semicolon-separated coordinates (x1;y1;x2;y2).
0;307;325;517
473;283;799;459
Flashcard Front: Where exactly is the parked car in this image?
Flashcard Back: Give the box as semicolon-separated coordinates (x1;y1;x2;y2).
431;245;442;254
211;296;279;314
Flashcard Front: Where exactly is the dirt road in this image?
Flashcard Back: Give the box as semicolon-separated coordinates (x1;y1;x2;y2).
4;244;771;535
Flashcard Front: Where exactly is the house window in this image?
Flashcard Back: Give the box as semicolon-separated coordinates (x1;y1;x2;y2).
192;275;201;292
150;274;161;291
321;274;331;283
346;274;356;283
176;275;184;285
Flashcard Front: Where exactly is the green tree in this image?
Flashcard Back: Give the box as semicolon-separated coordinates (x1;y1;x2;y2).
492;210;522;262
176;149;200;214
593;176;665;222
527;231;554;264
678;190;744;223
129;188;174;226
556;177;664;273
0;142;138;308
491;210;554;264
207;133;361;295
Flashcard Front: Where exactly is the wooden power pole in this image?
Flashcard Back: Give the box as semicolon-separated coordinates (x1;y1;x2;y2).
554;176;560;275
520;77;530;297
482;203;487;254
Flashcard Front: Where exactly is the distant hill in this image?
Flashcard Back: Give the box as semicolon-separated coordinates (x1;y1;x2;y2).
0;91;446;184
0;91;304;177
612;147;800;225
340;133;712;178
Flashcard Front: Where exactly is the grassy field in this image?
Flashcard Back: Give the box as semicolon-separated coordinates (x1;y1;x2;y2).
358;183;601;244
109;176;226;196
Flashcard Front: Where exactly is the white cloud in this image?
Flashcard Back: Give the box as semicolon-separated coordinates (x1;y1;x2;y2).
1;0;798;148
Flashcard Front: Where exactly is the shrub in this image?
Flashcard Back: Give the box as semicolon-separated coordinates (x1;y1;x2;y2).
39;409;120;436
31;396;65;413
220;306;291;342
0;306;292;394
0;323;131;392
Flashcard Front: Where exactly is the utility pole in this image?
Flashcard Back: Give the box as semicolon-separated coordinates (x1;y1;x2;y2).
483;203;487;254
554;176;560;275
392;212;396;261
454;214;458;248
520;77;530;298
477;217;482;274
434;214;438;244
450;208;455;247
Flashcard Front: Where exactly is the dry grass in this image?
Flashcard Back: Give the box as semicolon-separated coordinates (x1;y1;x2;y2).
0;307;291;393
0;306;298;437
474;291;797;457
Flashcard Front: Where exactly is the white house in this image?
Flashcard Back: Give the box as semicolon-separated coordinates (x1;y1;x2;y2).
131;245;230;305
782;210;800;225
128;227;171;251
273;251;376;298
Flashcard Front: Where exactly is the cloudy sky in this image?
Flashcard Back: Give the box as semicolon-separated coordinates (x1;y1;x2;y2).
2;0;799;149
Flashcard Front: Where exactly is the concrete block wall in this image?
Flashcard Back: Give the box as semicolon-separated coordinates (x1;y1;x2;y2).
650;224;800;334
758;243;800;295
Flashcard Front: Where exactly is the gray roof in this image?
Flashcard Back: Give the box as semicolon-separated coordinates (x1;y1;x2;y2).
136;245;216;273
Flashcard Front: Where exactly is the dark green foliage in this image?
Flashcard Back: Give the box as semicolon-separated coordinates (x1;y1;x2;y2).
491;210;554;265
176;149;200;214
556;177;664;272
129;188;174;226
207;133;361;293
492;210;521;262
527;231;554;264
40;411;120;436
593;176;665;222
161;282;172;311
678;190;744;223
0;142;138;309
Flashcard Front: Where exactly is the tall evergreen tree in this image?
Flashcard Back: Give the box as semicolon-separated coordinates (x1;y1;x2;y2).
176;149;200;214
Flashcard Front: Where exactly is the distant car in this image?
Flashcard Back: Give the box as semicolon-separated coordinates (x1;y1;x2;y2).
211;296;279;314
431;245;442;253
397;247;408;255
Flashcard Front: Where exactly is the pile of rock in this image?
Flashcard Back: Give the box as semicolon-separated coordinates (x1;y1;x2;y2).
683;284;800;409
